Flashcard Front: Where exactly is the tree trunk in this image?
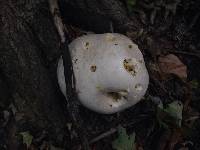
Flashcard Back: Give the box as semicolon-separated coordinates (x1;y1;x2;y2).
0;0;68;148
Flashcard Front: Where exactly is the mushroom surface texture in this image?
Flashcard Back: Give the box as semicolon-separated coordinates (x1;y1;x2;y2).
57;33;149;114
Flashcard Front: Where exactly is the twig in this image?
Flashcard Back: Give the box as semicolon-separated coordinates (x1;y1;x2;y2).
184;116;200;122
167;50;200;59
110;21;114;33
48;0;90;149
89;128;117;144
89;115;149;144
49;0;65;43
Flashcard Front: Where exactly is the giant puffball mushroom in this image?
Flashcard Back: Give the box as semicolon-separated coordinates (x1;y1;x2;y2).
57;33;149;114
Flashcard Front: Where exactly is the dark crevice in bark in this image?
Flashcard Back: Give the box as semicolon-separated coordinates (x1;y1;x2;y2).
59;0;136;33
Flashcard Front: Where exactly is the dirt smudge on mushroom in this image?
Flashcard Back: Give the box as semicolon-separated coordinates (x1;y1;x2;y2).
135;84;143;91
106;90;128;102
128;45;132;49
123;58;138;77
84;41;90;50
105;33;116;42
90;65;97;72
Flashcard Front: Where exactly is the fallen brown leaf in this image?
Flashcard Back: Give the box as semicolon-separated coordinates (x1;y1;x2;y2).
158;54;187;79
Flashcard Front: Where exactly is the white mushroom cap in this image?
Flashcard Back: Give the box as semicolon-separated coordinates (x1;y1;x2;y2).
57;33;149;114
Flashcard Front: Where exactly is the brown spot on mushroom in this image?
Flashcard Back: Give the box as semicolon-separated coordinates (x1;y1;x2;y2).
123;59;138;76
90;65;97;72
84;42;89;49
105;33;116;41
74;59;78;64
135;84;143;91
106;90;128;102
107;92;122;101
128;45;132;49
114;43;118;46
118;90;128;96
85;42;89;46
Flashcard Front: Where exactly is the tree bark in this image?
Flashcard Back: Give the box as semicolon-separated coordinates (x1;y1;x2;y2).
60;0;136;33
0;0;68;147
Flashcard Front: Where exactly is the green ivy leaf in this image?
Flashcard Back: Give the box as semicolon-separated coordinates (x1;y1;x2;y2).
20;131;33;148
112;126;136;150
127;0;136;13
157;101;183;128
190;79;199;89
